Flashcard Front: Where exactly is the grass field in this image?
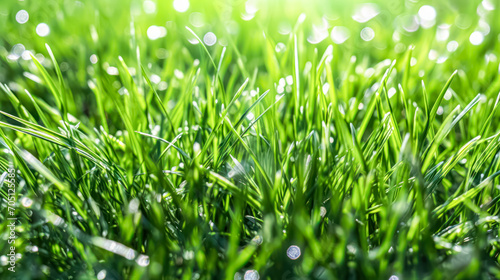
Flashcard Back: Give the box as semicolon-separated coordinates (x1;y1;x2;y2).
1;0;500;279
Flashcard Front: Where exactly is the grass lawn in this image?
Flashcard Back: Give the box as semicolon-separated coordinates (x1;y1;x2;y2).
1;0;500;279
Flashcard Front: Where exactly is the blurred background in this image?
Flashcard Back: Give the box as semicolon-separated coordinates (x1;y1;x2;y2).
0;0;498;124
1;0;500;279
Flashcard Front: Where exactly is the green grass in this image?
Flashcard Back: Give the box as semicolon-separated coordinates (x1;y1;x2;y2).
1;0;500;279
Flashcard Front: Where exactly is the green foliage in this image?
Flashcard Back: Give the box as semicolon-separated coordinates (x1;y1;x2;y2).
1;0;500;279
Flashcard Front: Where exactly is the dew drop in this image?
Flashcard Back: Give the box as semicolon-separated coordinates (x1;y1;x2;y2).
352;4;379;23
436;24;450;42
16;10;29;24
136;255;150;267
447;41;459;52
437;106;444;115
143;0;156;14
251;235;263;245
203;32;217;46
36;23;50;37
331;26;350;44
97;270;106;280
360;27;375;41
401;15;419;32
244;270;259;280
147;25;167;40
275;42;286;52
469;31;484;45
388;87;397;99
286;245;301;260
173;0;190;12
444;89;452;100
320;206;327;218
90;54;98;64
418;5;436;21
21;197;33;208
482;0;495;11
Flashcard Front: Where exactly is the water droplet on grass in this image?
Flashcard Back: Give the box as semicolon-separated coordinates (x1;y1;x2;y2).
278;22;292;35
143;0;156;14
193;142;201;153
275;42;286;52
428;49;438;60
147;25;167;40
388;87;397;99
482;0;495;11
437;106;444;115
90;54;98;64
478;20;490;36
245;0;259;15
251;235;263;245
307;20;329;44
203;32;217;46
150;74;161;84
322;83;329;95
36;23;50;37
246;112;255;121
107;66;119;75
173;0;189;12
125;249;136;260
447;41;459;52
287;245;301;260
16;10;29;24
136;255;150;266
401;15;419;32
320;206;327;217
97;270;106;280
128;198;140;213
418;5;436;28
244;270;259;280
21;197;33;207
352;4;379;23
436;24;450;41
444;89;453;100
331;26;350;44
360;27;375;41
11;44;25;60
470;31;484;45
